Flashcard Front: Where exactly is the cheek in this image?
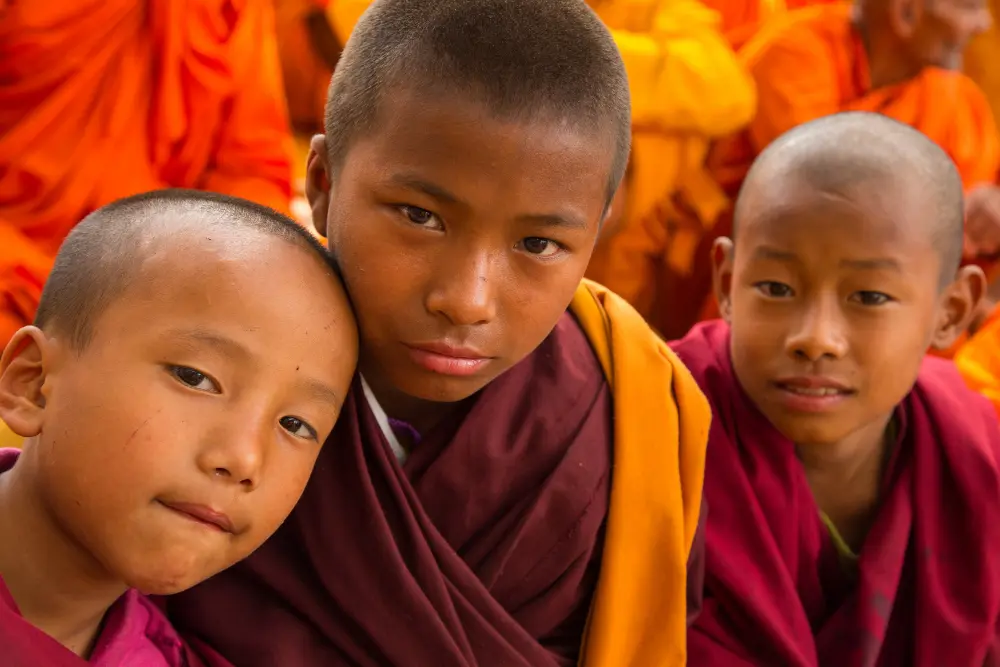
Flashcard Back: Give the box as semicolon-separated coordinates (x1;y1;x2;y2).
852;326;926;402
245;457;318;545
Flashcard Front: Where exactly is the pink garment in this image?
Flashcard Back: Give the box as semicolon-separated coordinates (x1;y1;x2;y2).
0;448;227;666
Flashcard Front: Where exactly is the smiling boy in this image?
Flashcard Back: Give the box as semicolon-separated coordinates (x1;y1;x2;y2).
674;112;1000;665
168;0;710;665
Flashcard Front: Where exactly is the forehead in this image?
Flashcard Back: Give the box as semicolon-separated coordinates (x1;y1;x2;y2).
340;86;615;212
736;176;941;270
97;230;349;346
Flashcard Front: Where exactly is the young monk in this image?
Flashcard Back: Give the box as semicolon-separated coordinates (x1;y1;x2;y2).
674;111;1000;665
0;190;357;666
167;0;711;665
648;0;1000;340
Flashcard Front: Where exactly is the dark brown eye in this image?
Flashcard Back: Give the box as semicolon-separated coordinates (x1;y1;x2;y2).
401;206;434;225
754;281;793;298
279;415;317;440
520;237;561;257
169;365;218;392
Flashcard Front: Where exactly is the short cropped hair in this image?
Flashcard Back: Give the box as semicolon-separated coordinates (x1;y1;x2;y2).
35;189;340;351
735;111;965;282
324;0;631;203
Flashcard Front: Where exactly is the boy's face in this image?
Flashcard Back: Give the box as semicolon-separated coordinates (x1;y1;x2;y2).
714;177;979;448
0;231;357;594
307;87;613;404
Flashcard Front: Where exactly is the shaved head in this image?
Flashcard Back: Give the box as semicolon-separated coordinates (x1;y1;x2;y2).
35;189;340;350
735;111;965;282
324;0;631;201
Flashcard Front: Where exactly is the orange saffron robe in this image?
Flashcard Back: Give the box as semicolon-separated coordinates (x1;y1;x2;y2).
699;0;844;49
0;0;294;344
652;3;1000;339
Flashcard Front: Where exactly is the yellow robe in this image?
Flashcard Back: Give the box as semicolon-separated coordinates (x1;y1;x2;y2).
572;279;710;666
0;421;21;450
584;0;755;335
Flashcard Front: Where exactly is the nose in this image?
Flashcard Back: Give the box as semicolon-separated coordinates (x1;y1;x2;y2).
196;413;267;490
784;293;848;362
425;248;497;326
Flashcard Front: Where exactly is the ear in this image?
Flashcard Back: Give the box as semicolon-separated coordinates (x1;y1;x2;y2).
712;237;736;324
930;265;986;350
306;134;333;239
0;327;53;438
598;181;629;243
888;0;922;38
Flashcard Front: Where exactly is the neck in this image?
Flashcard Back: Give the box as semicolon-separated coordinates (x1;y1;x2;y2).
853;10;923;89
797;413;893;550
0;447;126;658
361;371;467;435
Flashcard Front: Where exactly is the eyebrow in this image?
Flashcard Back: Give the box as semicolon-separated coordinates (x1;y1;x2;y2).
300;378;342;407
516;212;588;231
389;173;588;231
752;246;798;263
169;328;251;360
751;246;902;272
838;257;902;272
389;174;462;205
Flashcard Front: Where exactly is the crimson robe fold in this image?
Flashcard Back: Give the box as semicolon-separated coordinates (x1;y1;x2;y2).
673;320;1000;666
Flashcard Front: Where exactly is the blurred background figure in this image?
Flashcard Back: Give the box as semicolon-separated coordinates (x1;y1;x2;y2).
0;0;295;344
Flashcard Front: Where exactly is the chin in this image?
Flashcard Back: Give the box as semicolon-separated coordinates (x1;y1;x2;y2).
768;416;851;448
395;368;496;403
120;552;219;595
126;571;200;596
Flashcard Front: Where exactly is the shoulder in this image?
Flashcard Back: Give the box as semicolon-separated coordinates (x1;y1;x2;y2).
739;5;850;81
106;591;230;667
475;310;612;457
669;320;730;381
914;356;1000;461
523;309;609;393
917;68;998;136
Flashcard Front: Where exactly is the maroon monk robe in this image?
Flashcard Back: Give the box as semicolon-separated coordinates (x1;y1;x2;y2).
166;312;612;666
672;320;1000;666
